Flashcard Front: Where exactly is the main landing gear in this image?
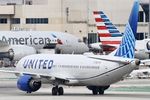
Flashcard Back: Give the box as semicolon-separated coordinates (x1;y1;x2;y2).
92;87;104;95
87;86;110;95
52;86;64;95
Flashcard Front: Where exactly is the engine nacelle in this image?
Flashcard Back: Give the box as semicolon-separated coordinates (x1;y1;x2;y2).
0;45;37;61
17;75;41;93
55;43;89;54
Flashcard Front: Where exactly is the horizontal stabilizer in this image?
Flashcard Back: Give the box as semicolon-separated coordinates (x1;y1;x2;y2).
88;55;134;64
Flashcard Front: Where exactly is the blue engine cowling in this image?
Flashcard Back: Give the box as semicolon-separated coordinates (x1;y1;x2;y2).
17;75;41;93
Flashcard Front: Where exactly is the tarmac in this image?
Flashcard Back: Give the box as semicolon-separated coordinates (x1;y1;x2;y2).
1;70;150;100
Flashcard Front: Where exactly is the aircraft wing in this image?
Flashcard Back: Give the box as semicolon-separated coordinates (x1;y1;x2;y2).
88;55;137;64
0;69;51;78
0;69;72;83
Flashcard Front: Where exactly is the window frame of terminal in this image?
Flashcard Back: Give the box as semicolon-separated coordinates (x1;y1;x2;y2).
10;18;20;24
26;18;48;24
0;18;7;24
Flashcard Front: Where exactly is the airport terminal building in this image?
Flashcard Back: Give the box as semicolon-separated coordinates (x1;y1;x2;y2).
0;0;148;44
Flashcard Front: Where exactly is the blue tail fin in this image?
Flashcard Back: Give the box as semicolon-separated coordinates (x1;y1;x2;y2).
114;0;139;59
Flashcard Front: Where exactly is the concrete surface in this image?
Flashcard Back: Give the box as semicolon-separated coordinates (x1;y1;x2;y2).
1;69;150;100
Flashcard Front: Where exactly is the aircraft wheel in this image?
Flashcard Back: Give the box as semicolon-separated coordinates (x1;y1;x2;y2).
92;89;98;95
58;87;64;95
98;89;104;95
52;87;58;95
26;91;32;94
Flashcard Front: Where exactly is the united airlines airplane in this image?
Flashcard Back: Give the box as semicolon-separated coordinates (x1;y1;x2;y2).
0;31;89;60
90;5;150;59
0;0;140;95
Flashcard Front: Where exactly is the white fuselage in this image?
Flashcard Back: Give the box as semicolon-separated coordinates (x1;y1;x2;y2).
16;54;137;86
0;31;89;60
0;31;89;53
0;31;57;50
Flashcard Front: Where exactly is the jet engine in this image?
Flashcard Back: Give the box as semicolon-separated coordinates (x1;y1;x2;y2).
17;75;41;93
55;43;89;54
0;45;37;61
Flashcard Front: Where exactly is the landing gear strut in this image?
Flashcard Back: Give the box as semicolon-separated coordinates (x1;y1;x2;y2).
52;86;64;95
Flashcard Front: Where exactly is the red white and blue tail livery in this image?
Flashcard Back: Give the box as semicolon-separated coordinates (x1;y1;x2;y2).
93;11;122;47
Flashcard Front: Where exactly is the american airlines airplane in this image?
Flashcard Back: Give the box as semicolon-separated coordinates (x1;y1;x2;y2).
0;31;89;60
0;0;140;95
90;6;150;59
